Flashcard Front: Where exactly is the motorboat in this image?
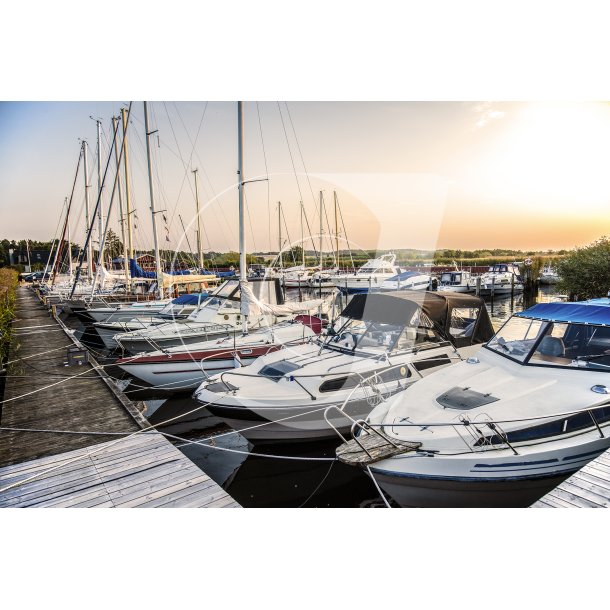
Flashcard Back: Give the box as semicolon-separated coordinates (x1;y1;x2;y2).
308;268;339;291
345;299;610;507
478;263;523;296
437;270;476;293
115;278;332;354
330;253;401;294
193;291;494;443
91;294;206;350
115;316;322;392
539;265;560;285
281;265;319;288
378;270;431;292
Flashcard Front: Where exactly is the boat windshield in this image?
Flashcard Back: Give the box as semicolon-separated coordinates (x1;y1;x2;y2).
486;317;546;362
487;317;610;370
324;310;442;354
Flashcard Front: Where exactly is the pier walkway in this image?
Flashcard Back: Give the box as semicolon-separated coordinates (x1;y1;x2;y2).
532;449;610;508
0;286;239;507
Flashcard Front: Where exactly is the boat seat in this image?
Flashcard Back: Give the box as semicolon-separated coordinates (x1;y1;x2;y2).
537;336;565;357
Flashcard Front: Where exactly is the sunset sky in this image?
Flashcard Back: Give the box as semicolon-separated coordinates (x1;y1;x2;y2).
2;101;610;255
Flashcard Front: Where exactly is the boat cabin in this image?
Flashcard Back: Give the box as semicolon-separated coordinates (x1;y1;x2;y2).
439;271;469;286
486;301;610;371
326;291;494;354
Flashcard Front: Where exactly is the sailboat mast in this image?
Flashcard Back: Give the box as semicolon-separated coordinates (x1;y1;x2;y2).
120;108;134;262
95;119;104;263
278;201;282;268
66;197;73;282
300;201;305;266
237;101;248;334
192;168;204;270
319;191;324;269
144;102;165;300
112;116;129;287
82;141;93;281
334;190;340;269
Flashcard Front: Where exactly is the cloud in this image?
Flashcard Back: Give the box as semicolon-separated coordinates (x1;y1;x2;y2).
473;102;506;128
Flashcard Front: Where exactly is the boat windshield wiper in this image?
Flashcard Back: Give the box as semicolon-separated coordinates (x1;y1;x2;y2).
576;352;610;361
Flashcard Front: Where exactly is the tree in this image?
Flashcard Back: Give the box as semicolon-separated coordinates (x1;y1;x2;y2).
104;229;124;260
556;236;610;300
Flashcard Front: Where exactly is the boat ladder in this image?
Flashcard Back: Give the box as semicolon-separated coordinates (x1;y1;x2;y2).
326;406;421;466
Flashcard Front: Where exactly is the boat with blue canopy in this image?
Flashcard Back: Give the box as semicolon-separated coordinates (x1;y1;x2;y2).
335;298;610;507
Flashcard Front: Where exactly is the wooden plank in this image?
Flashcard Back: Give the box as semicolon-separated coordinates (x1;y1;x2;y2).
32;486;113;508
112;473;214;507
542;491;583;508
560;477;610;506
131;478;222;508
546;482;604;508
0;467;102;506
571;469;610;493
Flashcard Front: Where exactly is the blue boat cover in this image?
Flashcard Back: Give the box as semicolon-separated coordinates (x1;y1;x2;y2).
171;293;208;305
516;301;610;325
129;258;156;279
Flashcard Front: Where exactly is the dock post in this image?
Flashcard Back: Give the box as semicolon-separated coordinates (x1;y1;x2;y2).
475;276;481;296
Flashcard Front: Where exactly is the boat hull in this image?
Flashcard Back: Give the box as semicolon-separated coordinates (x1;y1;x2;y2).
369;435;610;507
203;390;405;443
372;469;571;508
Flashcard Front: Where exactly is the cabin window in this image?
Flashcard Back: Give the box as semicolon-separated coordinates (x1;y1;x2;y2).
319;376;361;393
529;322;610;370
449;307;479;338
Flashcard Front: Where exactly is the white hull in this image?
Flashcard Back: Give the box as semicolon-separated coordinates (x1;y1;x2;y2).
119;356;257;391
478;284;524;296
370;433;610;507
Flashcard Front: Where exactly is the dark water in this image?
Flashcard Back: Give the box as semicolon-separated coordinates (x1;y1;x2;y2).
68;284;563;508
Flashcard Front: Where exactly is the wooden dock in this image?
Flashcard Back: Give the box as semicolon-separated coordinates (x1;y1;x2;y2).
0;431;239;507
0;286;240;507
532;450;610;508
0;286;144;467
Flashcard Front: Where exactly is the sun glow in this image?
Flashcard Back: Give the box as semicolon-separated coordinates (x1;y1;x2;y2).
466;102;610;214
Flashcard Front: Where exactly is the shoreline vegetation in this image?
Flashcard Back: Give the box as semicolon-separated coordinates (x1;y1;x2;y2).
0;268;18;363
1;236;567;272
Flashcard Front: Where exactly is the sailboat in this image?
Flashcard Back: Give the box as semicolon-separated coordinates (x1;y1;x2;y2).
112;102;332;356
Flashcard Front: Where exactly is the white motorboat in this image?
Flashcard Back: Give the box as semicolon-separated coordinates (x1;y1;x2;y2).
478;262;523;296
378;270;431;292
115;317;322;392
539;265;560;285
75;298;174;324
91;294;206;350
194;291;494;443
281;265;319;288
308;268;339;291
437;270;476;293
330;253;401;294
344;299;610;507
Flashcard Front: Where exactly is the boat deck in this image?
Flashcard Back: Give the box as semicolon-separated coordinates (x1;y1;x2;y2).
532;449;610;508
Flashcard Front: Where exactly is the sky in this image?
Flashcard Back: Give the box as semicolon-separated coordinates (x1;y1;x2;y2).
2;100;610;255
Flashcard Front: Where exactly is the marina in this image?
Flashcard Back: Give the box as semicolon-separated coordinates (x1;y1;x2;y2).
2;100;610;512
